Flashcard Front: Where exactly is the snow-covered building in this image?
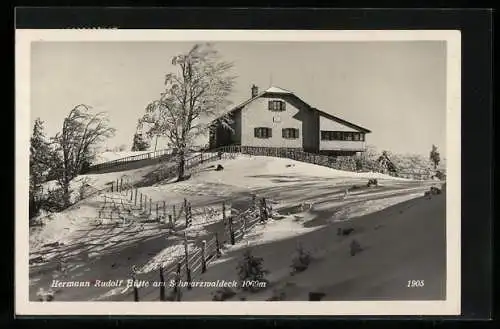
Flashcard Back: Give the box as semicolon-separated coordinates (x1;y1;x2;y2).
209;85;371;156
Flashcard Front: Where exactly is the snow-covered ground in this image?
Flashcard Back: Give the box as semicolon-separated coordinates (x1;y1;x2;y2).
178;190;446;301
38;160;175;206
29;154;443;302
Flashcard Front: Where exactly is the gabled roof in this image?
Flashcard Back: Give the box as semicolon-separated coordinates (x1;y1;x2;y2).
216;85;371;133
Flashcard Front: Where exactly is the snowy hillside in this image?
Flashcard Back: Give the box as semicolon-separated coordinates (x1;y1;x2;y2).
29;153;442;302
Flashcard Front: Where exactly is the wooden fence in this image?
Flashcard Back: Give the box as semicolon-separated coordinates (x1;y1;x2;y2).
218;145;432;180
82;148;174;174
126;195;271;301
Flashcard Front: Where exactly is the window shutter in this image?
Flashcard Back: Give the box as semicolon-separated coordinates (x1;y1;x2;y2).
282;128;286;138
268;101;273;111
254;127;259;138
268;128;272;138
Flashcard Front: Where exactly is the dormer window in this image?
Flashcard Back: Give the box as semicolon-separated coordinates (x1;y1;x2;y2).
268;100;286;111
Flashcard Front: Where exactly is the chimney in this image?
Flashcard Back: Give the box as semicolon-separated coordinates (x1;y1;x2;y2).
251;84;259;98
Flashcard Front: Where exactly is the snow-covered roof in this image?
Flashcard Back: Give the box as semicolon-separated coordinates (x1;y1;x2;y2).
265;86;294;94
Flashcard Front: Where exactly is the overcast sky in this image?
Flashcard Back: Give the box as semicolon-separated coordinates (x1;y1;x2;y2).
31;41;446;157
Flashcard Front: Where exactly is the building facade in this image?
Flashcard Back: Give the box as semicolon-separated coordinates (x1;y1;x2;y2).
209;85;371;156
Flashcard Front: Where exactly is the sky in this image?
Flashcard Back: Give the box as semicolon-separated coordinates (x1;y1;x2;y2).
30;41;447;157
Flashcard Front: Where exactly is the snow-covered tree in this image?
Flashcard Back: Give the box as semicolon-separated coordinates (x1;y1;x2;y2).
51;104;115;206
140;43;236;181
131;120;150;151
378;150;397;174
29;118;53;218
429;144;441;170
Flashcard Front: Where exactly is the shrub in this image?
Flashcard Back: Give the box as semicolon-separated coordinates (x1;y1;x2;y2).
267;288;286;301
430;186;442;195
78;178;91;201
435;170;446;180
350;239;362;256
44;187;68;212
290;244;312;274
237;249;269;292
212;287;236;301
338;227;355;236
36;288;55;302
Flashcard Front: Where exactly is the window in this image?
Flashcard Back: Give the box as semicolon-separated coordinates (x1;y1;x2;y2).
321;131;341;141
282;128;299;139
321;131;365;141
254;127;272;138
321;131;330;140
268;100;286;111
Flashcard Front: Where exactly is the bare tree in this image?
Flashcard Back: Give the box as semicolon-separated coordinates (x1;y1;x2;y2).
51;104;115;206
140;43;236;181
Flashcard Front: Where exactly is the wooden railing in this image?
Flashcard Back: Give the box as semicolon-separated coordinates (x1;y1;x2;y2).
216;145;433;180
219;145;360;172
82;148;175;174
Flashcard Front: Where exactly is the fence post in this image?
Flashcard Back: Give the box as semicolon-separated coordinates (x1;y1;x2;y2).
149;198;152;215
215;233;221;257
168;214;173;230
111;182;114;193
134;189;138;206
140;193;143;209
173;205;177;221
260;198;268;223
184;198;189;228
159;266;166;301
163;201;166;219
116;179;119;192
174;262;181;301
183;232;192;290
120;178;123;192
242;213;247;237
156;203;159;221
229;217;235;245
222;202;226;223
201;240;207;273
132;275;139;302
130;188;133;201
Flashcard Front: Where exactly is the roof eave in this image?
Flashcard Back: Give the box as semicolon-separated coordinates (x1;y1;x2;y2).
313;108;371;133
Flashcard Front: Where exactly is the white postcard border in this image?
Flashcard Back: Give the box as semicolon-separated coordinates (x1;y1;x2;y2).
15;29;461;316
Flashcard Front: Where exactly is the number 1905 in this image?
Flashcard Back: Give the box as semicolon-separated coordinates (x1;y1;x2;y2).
407;280;425;288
